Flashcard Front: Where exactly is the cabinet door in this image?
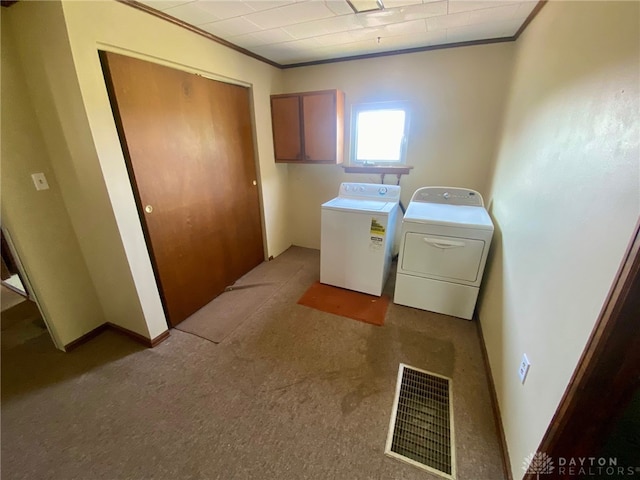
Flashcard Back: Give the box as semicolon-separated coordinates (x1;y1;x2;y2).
302;92;338;162
271;95;302;161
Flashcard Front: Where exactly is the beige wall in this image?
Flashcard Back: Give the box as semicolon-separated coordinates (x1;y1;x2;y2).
6;0;288;342
478;2;640;478
1;15;105;348
281;43;515;249
8;0;163;339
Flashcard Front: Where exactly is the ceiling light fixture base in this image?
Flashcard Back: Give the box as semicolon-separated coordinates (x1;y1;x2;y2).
347;0;385;14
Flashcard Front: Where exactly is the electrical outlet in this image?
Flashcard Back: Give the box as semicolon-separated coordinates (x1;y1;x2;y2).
518;354;530;384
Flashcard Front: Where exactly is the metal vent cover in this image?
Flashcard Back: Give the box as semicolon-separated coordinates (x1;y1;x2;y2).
385;364;456;479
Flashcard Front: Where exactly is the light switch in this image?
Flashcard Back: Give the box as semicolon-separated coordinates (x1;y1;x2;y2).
31;173;49;191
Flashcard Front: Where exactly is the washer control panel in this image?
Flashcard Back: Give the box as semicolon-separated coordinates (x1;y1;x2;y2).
339;183;401;202
411;187;484;207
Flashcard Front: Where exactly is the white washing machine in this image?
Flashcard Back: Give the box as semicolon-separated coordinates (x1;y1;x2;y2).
394;187;494;319
321;183;401;296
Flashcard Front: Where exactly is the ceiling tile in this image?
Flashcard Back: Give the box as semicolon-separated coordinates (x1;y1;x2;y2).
243;1;296;12
345;26;382;42
313;30;358;46
378;18;428;36
283;37;325;49
299;45;344;61
376;29;448;49
297;27;446;63
316;38;439;63
426;11;470;30
250;46;296;63
244;1;336;29
254;36;322;53
517;1;538;17
382;0;422;8
399;1;448;20
250;27;297;45
137;0;195;11
253;43;296;56
325;18;426;45
305;39;378;61
448;1;518;14
357;1;447;28
162;2;223;25
200;16;263;36
282;13;364;39
252;36;325;62
193;1;256;20
446;17;521;42
231;27;296;47
301;30;445;63
467;3;523;24
327;40;378;56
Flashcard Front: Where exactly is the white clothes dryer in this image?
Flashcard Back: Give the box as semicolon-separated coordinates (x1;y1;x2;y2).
321;183;401;296
394;187;494;319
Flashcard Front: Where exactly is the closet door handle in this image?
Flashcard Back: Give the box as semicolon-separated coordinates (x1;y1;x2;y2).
423;237;465;249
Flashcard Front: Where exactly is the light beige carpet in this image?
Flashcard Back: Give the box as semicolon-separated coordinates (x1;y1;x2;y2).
175;255;303;343
0;299;41;331
1;246;507;480
1;284;26;312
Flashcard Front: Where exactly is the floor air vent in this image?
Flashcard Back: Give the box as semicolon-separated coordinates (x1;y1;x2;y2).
385;364;456;479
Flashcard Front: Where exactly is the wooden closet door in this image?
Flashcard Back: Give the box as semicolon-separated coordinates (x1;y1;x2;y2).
101;52;264;327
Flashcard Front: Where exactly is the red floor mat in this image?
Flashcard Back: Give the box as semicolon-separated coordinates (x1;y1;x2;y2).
297;281;389;326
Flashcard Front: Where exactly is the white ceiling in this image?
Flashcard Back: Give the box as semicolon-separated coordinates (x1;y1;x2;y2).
137;0;538;65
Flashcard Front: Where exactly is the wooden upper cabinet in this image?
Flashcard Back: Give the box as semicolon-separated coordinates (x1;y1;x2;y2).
270;90;344;164
271;95;302;161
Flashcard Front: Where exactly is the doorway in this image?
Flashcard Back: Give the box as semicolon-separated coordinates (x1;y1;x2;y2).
1;229;27;296
0;227;55;350
100;51;265;327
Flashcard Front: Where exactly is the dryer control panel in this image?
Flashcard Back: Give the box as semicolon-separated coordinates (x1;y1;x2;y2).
410;187;484;207
339;183;401;202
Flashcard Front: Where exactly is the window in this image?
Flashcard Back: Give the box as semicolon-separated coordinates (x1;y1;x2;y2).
351;102;410;165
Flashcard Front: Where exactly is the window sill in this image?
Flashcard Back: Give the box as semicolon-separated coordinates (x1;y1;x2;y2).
342;165;413;175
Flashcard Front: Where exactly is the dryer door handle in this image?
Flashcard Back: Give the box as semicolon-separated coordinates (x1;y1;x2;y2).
423;237;465;249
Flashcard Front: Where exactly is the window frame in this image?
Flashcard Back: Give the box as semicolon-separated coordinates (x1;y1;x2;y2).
350;101;411;166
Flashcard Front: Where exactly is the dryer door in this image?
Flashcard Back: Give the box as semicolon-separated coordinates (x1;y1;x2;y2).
401;233;485;283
